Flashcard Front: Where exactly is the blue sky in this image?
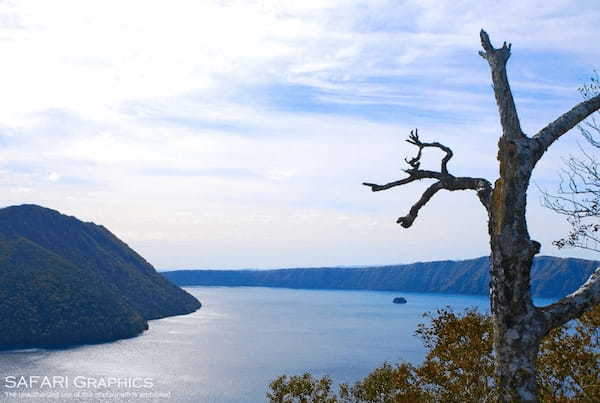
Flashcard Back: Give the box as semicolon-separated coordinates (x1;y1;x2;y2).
1;0;599;269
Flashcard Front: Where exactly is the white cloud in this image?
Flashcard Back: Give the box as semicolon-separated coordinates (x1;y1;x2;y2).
47;172;60;182
0;0;598;267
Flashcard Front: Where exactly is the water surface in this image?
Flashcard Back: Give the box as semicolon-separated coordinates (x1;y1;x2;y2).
0;287;553;402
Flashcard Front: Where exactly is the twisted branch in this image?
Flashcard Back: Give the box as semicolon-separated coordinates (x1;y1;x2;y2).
405;129;453;174
363;130;492;228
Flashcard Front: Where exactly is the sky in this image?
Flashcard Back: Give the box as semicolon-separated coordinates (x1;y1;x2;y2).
1;0;600;269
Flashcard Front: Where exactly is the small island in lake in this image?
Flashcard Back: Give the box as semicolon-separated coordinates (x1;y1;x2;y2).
393;297;407;304
0;204;201;349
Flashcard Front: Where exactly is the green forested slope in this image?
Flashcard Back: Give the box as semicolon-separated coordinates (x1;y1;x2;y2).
0;204;201;349
0;236;147;346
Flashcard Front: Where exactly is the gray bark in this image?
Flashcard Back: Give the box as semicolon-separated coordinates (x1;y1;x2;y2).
363;30;600;402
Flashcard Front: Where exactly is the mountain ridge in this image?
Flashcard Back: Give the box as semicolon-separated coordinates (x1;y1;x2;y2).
162;255;600;298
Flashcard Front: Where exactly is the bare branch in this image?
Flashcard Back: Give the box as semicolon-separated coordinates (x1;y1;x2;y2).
395;176;493;228
406;129;454;174
397;182;443;227
445;176;493;208
363;170;443;192
532;94;600;160
479;30;511;66
478;30;523;138
363;130;492;227
539;267;600;330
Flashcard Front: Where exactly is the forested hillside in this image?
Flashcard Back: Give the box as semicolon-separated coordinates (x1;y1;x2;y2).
163;256;599;298
0;204;201;348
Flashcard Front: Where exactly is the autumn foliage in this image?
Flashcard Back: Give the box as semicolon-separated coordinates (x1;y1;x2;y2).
268;306;600;402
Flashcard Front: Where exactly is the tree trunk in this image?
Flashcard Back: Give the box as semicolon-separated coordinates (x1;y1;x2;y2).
488;137;545;402
489;242;544;401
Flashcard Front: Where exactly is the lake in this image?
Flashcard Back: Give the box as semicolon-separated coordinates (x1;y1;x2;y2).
0;287;553;402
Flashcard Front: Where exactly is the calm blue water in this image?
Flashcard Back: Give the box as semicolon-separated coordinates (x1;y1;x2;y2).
0;287;553;402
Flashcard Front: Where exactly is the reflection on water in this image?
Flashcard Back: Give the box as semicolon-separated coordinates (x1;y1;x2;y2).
0;287;553;402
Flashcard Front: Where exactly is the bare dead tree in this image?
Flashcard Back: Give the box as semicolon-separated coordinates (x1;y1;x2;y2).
363;31;600;402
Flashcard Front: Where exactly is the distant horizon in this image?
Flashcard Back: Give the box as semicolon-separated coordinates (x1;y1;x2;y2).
157;253;600;272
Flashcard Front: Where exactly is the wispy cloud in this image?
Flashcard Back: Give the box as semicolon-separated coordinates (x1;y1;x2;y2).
0;0;598;268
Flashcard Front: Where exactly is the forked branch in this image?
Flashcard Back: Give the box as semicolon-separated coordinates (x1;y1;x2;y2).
363;130;492;228
479;30;523;138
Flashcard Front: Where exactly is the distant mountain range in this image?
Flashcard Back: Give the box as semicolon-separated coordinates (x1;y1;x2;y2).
0;204;201;349
162;255;600;299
